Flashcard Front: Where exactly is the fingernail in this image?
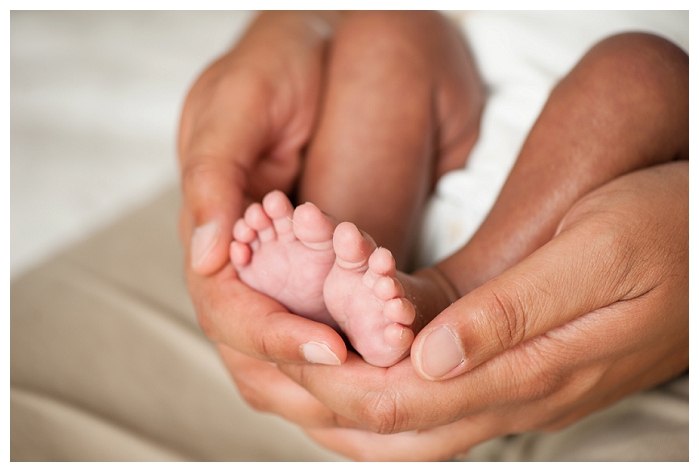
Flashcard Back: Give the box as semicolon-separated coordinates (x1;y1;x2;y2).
191;221;220;269
300;342;341;366
418;326;464;380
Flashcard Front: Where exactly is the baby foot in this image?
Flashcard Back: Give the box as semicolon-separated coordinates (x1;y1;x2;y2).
323;222;417;367
230;190;338;328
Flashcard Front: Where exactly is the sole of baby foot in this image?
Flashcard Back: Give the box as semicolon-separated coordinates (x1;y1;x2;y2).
230;190;338;327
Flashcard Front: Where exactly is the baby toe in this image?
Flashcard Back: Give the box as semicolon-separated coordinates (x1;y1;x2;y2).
384;323;414;352
244;202;275;242
372;276;405;300
368;247;396;277
263;190;295;241
333;222;374;270
233;218;256;243
383;297;416;326
230;241;252;266
293;202;335;251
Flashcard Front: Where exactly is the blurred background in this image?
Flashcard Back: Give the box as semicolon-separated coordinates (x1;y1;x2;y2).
11;11;255;279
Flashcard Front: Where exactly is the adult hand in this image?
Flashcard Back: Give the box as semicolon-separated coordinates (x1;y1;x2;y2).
279;161;688;460
178;11;348;365
178;10;484;428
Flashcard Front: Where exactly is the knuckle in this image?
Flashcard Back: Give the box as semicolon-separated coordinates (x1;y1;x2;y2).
194;58;272;106
328;409;349;429
357;387;407;435
181;157;217;188
216;66;274;110
518;368;561;404
181;157;249;201
250;327;272;361
555;192;600;234
481;285;528;351
231;368;276;414
194;308;217;341
235;381;269;412
556;189;648;299
509;340;567;404
180;68;273;155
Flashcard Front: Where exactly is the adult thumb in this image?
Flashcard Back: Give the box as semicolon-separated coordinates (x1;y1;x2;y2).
411;222;633;381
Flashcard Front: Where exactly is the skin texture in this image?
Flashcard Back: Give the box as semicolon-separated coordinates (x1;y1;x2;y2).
297;11;483;268
179;11;688;461
178;11;483;366
179;11;349;365
415;31;689;380
233;161;687;461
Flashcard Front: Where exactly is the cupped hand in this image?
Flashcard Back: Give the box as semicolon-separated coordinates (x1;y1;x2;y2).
178;11;484;402
278;161;688;460
179;10;337;275
178;11;348;365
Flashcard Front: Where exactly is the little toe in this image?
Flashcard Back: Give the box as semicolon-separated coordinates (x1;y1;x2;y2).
292;202;335;251
244;202;275;242
230;241;252;267
263;190;295;242
383;297;416;326
333;222;376;270
233;218;256;243
384;323;415;351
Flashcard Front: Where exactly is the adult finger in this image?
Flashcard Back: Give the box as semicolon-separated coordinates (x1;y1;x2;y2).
304;413;500;462
187;263;348;365
279;163;687;434
218;345;360;429
179;11;336;275
178;61;286;275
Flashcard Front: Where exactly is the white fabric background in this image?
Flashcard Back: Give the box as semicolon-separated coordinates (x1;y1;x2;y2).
11;11;254;278
416;10;689;267
11;11;690;275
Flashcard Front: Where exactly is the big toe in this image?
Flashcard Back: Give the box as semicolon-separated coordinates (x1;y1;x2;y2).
333;222;377;270
292;202;335;251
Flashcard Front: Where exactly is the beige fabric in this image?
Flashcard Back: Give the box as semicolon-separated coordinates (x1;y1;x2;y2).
464;374;688;461
10;188;345;461
10;187;688;461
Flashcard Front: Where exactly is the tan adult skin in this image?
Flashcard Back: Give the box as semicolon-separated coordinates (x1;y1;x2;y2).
178;11;688;460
